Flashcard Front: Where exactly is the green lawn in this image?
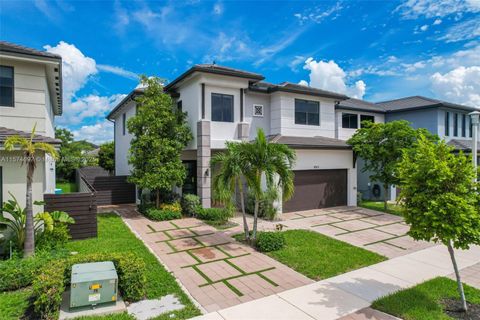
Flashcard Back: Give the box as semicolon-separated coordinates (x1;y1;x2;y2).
0;288;32;320
1;213;200;320
360;200;403;216
56;181;78;193
265;230;386;280
372;277;480;320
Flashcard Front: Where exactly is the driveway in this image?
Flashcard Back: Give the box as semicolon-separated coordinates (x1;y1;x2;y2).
104;205;312;313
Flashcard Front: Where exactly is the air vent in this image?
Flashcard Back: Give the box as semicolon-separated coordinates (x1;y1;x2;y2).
253;104;264;117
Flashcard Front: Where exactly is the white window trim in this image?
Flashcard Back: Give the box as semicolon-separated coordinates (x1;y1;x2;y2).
252;104;264;117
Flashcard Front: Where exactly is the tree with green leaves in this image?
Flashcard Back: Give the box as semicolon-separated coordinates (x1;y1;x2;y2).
242;129;295;240
211;141;250;240
398;135;480;312
4;124;59;257
127;76;192;208
347;120;436;211
98;141;115;173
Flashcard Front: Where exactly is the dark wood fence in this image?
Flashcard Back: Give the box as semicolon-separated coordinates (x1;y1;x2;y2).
44;192;97;240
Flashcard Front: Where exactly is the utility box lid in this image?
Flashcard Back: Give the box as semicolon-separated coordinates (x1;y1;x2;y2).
72;261;117;283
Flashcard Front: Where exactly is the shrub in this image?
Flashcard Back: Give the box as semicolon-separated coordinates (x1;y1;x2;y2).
36;224;71;251
181;194;201;217
32;252;146;319
246;189;278;220
0;256;44;291
160;201;182;213
145;208;182;221
256;231;285;252
197;207;231;222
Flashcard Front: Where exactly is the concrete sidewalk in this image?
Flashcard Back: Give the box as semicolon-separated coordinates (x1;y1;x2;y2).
192;244;480;320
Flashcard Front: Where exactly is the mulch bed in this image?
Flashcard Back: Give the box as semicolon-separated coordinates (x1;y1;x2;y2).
443;298;480;320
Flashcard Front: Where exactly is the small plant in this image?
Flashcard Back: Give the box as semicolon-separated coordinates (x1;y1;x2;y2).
180;194;201;217
159;201;182;213
256;231;285;252
145;208;182;221
197;207;231;223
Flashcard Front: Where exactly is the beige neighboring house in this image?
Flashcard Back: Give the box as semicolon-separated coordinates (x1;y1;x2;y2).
0;41;62;212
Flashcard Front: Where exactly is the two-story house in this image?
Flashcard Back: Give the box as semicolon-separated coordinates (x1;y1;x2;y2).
0;41;62;211
336;95;479;200
107;64;358;213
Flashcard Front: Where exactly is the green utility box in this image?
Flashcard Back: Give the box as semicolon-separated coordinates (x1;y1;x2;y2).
70;261;118;309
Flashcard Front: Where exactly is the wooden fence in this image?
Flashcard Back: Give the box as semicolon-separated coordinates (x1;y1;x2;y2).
44;192;97;240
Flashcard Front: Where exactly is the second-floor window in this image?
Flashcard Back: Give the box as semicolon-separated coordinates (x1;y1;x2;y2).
0;66;14;107
462;114;466;137
360;115;375;127
122;113;126;135
454;113;458;137
445;112;450;136
295;99;319;126
342;113;358;129
212;93;234;122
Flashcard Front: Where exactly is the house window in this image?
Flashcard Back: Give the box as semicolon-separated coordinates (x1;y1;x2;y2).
342;113;358;129
462;114;466;137
212;93;234;122
454;113;458;137
445;112;450;136
295;99;319;126
122;113;126;135
0;66;14;107
253;104;264;117
360;115;375;127
177;100;182;113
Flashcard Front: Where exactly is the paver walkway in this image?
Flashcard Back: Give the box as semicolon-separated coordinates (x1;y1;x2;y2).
229;206;434;258
102;205;312;313
449;262;480;289
192;244;480;320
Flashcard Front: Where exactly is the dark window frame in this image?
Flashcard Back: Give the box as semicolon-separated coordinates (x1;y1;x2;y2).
122;113;126;136
211;93;234;122
0;65;14;107
445;112;450;136
360;115;375;128
295;99;320;126
462;114;466;137
454;113;458;137
177;100;183;113
342;113;358;129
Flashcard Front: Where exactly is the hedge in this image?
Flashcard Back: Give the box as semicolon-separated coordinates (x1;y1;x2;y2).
32;252;146;319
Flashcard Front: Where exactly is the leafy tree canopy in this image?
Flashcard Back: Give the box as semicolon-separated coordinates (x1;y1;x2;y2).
98;141;115;173
127;76;192;206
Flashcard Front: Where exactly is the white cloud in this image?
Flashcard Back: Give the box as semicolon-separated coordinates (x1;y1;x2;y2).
438;19;480;42
289;55;306;72
431;66;480;107
396;0;480;19
203;32;253;63
97;64;139;80
300;58;366;98
420;24;429;31
72;120;114;144
294;2;343;25
213;1;223;15
433;18;442;25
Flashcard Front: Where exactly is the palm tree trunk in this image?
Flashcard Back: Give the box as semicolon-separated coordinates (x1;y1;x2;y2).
447;240;468;312
383;183;389;212
237;179;249;240
252;196;259;241
24;161;35;257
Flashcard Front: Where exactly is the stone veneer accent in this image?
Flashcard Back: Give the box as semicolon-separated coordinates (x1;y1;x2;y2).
197;120;211;208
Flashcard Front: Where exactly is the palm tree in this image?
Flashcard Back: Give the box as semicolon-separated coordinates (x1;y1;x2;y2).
242;129;295;240
211;142;251;240
4;124;58;257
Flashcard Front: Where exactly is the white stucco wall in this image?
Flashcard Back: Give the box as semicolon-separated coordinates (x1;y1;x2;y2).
244;92;271;140
1;150;46;214
335;109;385;140
293;149;357;207
113;100;136;176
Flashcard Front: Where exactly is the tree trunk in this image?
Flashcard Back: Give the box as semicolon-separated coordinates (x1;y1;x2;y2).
238;178;249;241
447;240;468;312
252;196;259;241
383;183;389;212
156;190;160;208
24;161;35;257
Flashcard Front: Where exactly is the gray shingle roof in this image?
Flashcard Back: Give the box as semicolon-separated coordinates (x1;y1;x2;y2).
377;96;477;112
106;87;145;120
447;139;480;151
268;134;350;149
0;127;61;146
0;41;61;60
337;98;385;113
249;82;348;100
165;64;265;91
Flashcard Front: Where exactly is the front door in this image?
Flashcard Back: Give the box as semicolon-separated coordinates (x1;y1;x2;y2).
183;161;197;195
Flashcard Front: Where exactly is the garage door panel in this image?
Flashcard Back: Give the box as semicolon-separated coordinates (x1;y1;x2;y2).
283;169;347;213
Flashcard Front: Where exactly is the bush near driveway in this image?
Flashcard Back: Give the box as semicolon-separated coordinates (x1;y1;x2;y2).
256;231;285;252
180;194;201;217
372;277;480;320
197;207;231;223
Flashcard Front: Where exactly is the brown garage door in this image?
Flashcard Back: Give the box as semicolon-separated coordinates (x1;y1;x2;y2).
283;169;347;212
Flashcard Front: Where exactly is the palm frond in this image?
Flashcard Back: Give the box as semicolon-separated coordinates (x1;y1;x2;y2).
4;136;29;151
33;142;59;160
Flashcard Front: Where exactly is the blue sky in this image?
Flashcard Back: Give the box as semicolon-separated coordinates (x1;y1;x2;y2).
1;0;479;143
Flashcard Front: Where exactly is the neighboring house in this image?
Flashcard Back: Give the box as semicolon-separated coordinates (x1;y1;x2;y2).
107;65;358;213
337;95;479;200
0;41;62;212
